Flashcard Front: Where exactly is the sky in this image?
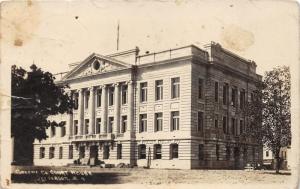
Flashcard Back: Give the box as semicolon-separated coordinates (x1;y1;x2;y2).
1;0;299;76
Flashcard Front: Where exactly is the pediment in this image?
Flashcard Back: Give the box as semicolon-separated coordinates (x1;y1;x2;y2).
63;53;130;80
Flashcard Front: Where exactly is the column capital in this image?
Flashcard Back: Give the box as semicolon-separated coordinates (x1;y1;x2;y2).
126;80;134;85
100;85;107;89
112;83;120;87
87;86;96;92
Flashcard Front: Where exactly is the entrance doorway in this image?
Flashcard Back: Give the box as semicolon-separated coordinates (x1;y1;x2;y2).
234;147;240;169
89;145;99;165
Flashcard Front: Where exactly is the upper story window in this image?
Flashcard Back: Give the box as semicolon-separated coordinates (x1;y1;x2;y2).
231;118;236;135
121;85;128;105
171;77;180;99
74;120;78;135
74;93;79;110
155;80;163;101
240;120;244;135
108;87;114;106
121;116;127;133
40;147;45;159
85;119;89;134
231;87;237;107
61;124;66;137
139;114;147;132
154;144;162;159
155;113;163;132
197;112;204;132
85;90;90;109
51;126;56;137
223;83;229;105
222;116;227;134
215;82;219;102
171;111;180;131
266;151;269;157
108;117;114;133
96;118;101;134
198;78;204;99
96;89;102;107
214;115;218;128
240;89;245;109
140;82;148;102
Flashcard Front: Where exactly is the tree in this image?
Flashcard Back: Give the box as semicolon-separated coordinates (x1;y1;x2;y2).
11;64;73;164
262;66;291;173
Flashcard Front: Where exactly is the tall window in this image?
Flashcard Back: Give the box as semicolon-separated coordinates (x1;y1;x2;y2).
74;93;79;110
96;118;101;134
108;117;114;133
121;85;128;105
154;144;162;159
103;145;110;159
85;119;89;134
223;83;229;105
231;87;237;107
40;147;45;159
226;146;231;160
198;78;204;99
214;115;218;128
155;113;163;132
240;120;244;135
155;80;163;101
216;144;220;160
140;82;148;102
96;89;101;107
69;145;73;159
121;116;127;133
171;77;180;99
171;111;180;131
74;120;78;135
85;90;90;109
108;87;114;106
59;147;63;159
51;126;56;137
231;118;236;135
139;144;146;159
266;151;269;157
197;112;204;132
49;147;55;159
170;144;178;159
140;114;147;132
215;82;219;102
223;116;227;134
240;89;245;109
117;144;122;159
198;144;204;160
61;125;66;137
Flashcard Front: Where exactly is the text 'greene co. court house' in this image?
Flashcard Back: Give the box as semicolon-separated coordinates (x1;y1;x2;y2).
33;42;263;169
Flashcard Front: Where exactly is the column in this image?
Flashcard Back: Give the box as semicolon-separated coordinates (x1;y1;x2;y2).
113;83;120;135
66;91;73;136
78;89;84;135
101;85;107;133
89;87;95;134
127;81;134;133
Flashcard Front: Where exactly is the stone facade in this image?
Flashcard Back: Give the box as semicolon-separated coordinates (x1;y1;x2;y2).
33;42;263;169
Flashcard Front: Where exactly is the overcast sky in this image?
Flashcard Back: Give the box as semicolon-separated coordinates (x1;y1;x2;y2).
1;0;299;76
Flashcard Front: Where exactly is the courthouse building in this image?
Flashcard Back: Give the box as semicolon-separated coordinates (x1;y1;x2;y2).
33;42;263;169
